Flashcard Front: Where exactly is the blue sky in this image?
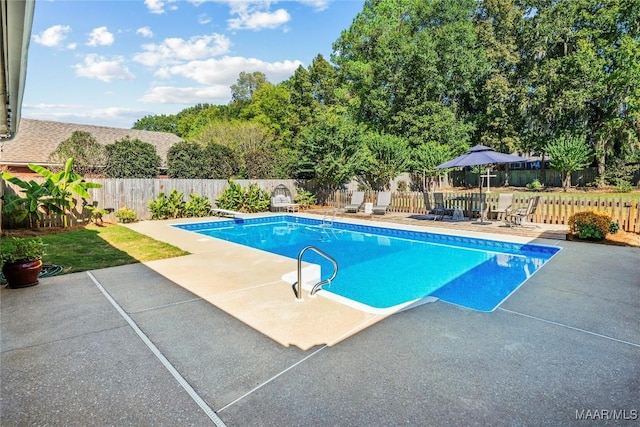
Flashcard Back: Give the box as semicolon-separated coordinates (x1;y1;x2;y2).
22;0;364;129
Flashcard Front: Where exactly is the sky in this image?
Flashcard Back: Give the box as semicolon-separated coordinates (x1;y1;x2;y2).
21;0;365;129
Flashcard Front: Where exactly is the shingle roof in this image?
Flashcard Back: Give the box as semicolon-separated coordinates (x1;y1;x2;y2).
0;119;183;167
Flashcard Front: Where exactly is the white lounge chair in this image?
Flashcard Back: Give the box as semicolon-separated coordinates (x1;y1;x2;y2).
372;191;392;215
505;196;540;227
489;193;514;220
344;191;365;213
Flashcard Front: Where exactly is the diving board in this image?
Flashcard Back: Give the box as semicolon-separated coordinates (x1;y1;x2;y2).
210;208;245;218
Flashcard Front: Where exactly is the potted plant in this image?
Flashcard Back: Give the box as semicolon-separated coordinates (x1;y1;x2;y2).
1;238;45;288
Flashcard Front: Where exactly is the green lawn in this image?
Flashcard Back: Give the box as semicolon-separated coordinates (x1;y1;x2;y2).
1;224;189;275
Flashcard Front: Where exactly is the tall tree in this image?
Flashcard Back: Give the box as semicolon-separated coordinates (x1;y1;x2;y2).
357;132;411;190
546;134;593;191
295;107;367;195
519;0;640;184
332;0;488;150
48;130;106;176
230;71;268;106
473;0;524;154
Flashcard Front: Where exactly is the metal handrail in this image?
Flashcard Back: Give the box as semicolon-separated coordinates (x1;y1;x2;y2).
292;245;338;301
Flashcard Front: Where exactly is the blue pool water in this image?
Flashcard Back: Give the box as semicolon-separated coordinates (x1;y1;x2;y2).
174;216;560;312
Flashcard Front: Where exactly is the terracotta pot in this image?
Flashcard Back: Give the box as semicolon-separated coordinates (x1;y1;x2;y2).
2;259;43;288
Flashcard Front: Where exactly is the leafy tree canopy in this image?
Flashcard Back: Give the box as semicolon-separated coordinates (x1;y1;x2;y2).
104;137;161;178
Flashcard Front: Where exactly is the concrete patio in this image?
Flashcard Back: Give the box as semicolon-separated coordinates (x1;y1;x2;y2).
1;215;638;426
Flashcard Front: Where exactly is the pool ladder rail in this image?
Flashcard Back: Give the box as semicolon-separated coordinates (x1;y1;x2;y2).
292;245;338;301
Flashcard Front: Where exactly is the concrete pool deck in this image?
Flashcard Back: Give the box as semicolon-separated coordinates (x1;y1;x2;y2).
2;214;639;425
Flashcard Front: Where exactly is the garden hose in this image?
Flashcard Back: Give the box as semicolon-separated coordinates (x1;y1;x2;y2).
0;264;63;285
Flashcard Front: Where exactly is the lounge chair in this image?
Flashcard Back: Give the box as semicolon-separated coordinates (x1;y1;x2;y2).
489;193;514;220
433;192;454;220
505;196;540;227
344;191;365;213
423;192;444;220
372;191;392;215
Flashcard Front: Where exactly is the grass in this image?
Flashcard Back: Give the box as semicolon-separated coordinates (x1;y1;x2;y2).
1;223;189;274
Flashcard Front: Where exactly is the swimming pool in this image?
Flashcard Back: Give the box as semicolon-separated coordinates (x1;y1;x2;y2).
174;216;560;312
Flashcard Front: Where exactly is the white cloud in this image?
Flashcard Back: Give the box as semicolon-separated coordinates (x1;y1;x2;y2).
133;33;231;67
74;54;135;82
139;85;231;105
295;0;331;11
227;2;290;31
198;13;211;25
86;26;115;46
22;103;148;128
136;26;154;38
33;25;73;48
156;55;302;86
228;8;290;30
144;0;179;14
145;0;166;14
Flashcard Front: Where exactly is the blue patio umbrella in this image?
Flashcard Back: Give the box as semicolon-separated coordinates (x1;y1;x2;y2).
436;145;528;223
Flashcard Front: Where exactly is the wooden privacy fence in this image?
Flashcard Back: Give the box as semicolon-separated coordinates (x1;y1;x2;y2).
329;191;640;233
1;178;301;227
2;178;639;233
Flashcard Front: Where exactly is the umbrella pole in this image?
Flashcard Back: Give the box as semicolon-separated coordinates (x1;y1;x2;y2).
474;166;491;225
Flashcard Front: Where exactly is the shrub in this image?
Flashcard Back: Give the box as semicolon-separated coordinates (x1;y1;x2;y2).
216;181;270;213
1;238;45;265
148;190;213;219
568;210;615;240
115;207;138;223
526;179;543;191
104;137;161;178
294;190;316;210
184;193;212;217
148;190;186;219
614;180;633;193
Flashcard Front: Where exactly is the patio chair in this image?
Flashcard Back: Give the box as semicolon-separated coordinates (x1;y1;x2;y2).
423;192;445;220
505;196;541;228
372;191;392;215
433;192;454;220
489;193;514;220
344;191;365;213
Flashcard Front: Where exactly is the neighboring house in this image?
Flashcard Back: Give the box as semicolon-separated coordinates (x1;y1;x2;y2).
0;118;183;175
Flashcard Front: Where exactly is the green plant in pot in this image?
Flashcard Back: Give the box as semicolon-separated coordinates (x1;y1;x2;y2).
1;238;45;288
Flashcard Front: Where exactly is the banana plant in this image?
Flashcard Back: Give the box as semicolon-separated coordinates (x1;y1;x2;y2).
2;158;102;227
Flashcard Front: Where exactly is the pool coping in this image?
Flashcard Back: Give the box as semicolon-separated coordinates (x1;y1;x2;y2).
124;213;564;350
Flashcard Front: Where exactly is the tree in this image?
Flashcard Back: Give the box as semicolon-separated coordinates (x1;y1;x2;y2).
202;143;239;179
230;71;268;106
295;108;367;196
48;130;106;176
410;142;452;191
546;134;593;191
518;0;640;184
167;141;206;178
473;0;524;154
332;0;487;150
241;82;291;138
190;121;275;178
132;114;179;134
357;132;411;190
104;137;161;178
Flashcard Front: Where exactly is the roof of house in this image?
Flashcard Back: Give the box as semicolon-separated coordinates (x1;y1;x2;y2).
0;119;183;167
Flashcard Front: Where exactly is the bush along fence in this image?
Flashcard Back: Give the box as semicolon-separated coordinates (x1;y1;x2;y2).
2;179;639;233
1;178;301;228
328;190;640;233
